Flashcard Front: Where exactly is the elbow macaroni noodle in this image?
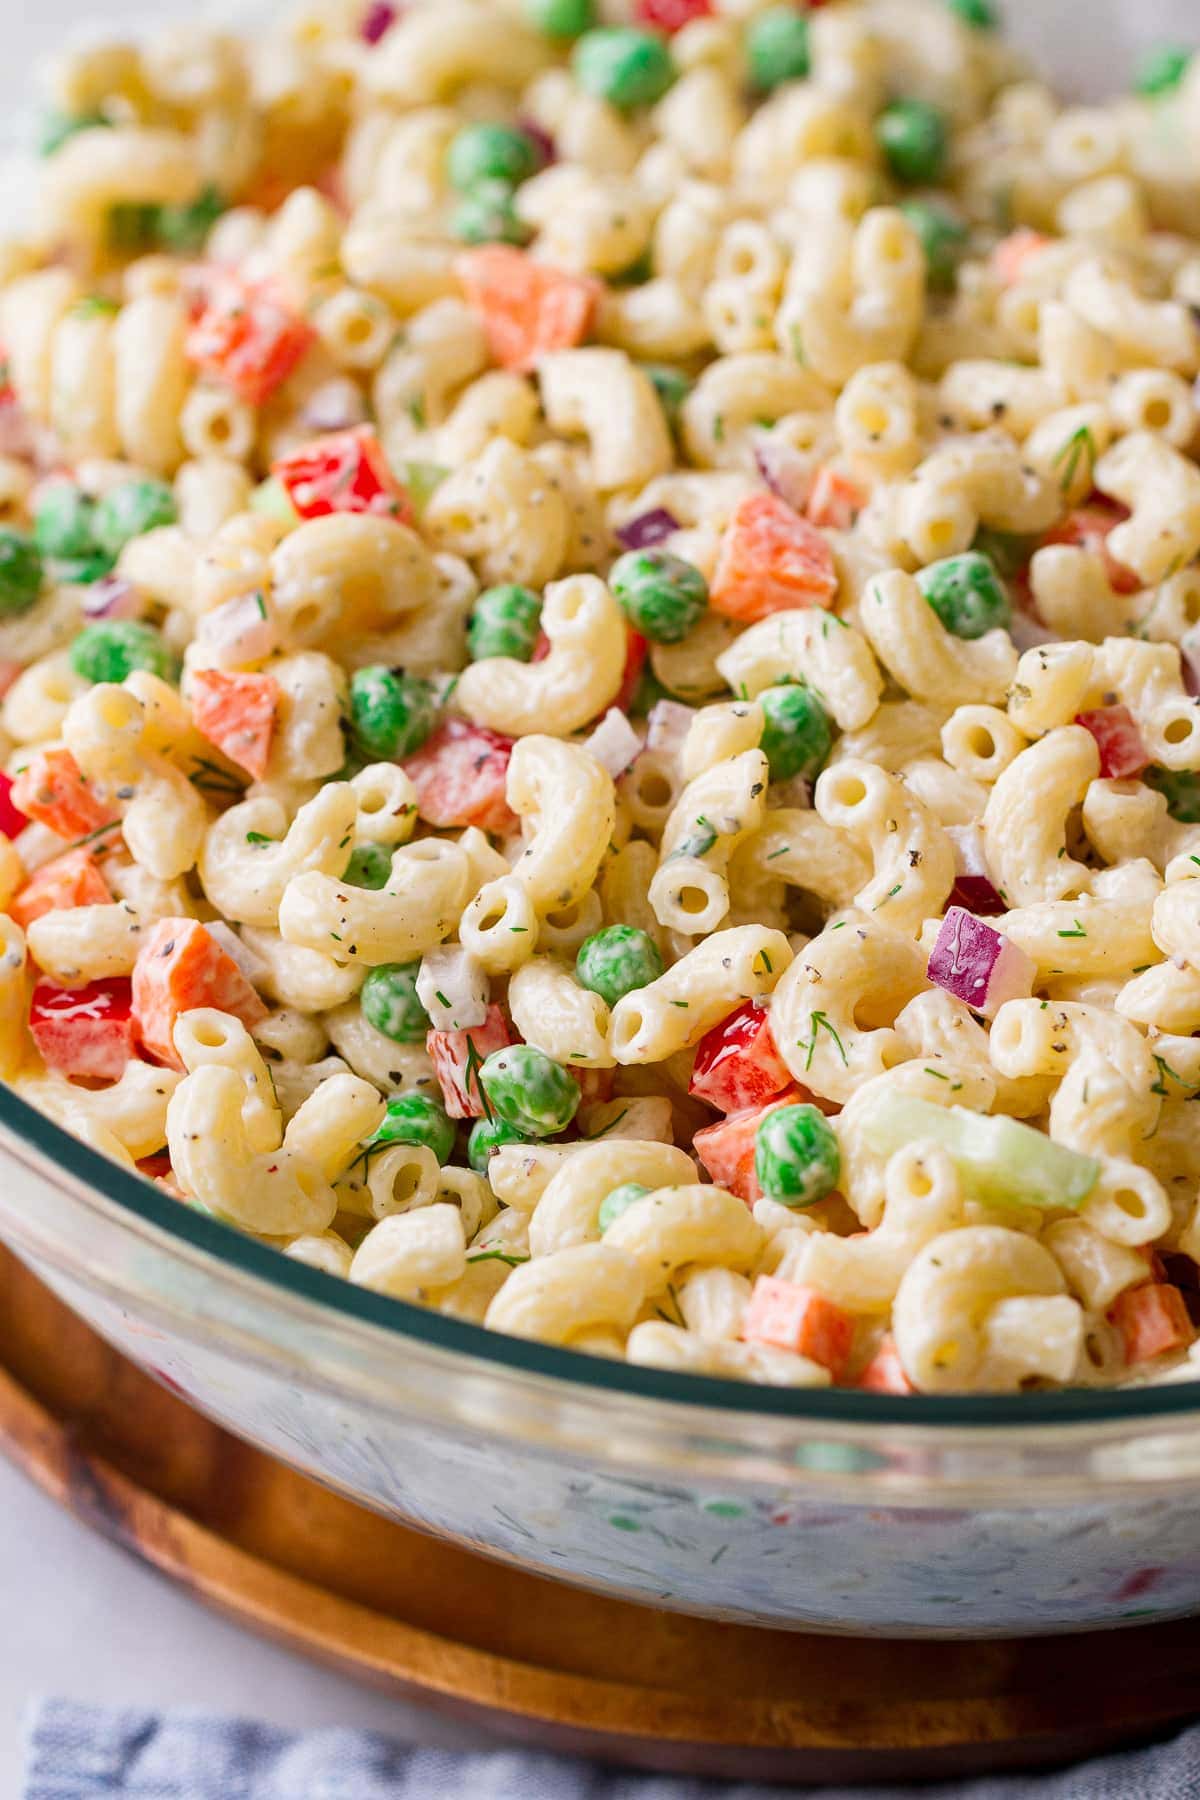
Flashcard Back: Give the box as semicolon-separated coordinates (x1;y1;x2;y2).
3;0;1200;1395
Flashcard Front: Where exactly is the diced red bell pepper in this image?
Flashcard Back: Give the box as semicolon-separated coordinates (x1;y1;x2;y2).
742;1274;855;1381
272;428;413;524
991;228;1052;287
9;848;111;930
689;999;792;1114
1042;502;1141;596
693;1088;806;1203
710;492;838;623
189;669;280;782
856;1333;914;1394
402;718;517;835
29;977;137;1082
427;1002;514;1119
1109;1282;1193;1365
456;246;599;374
11;748;116;841
1073;705;1150;780
805;467;866;532
186;272;315;406
0;770;28;839
635;0;710;29
132;917;268;1070
613;628;648;715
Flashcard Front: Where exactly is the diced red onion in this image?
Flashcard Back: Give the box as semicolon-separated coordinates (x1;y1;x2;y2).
0;397;34;460
195;591;280;669
515;117;557;167
752;433;812;513
1008;606;1057;653
615;506;679;551
584;706;643;777
927;906;1035;1021
301;378;368;434
360;1;397;44
82;576;143;621
946;823;1005;916
646;698;694;758
1074;705;1150;780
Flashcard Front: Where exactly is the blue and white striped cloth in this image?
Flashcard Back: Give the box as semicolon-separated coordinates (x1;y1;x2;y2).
21;1699;1200;1799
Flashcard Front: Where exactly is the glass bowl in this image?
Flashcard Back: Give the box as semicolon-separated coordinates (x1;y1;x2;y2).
4;0;1200;1641
4;1083;1200;1639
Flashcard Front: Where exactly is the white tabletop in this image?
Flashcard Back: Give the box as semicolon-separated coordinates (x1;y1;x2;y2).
0;1454;505;1796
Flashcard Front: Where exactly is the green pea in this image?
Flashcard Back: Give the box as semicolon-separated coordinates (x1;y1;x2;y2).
69;620;181;686
38;109;109;158
451;180;530;247
575;925;664;1006
480;1045;581;1138
468;584;542;662
155;185;228;254
759;684;833;784
92;478;177;558
875;99;948;185
610;548;708;644
899;198;969;293
368;1092;455;1165
572;27;676;111
360;962;430;1042
54;553;116;586
971;527;1035;579
746;5;811;91
755;1102;841;1208
643;364;690;433
447;124;541;192
1145;766;1200;824
0;531;42;617
468;1116;529;1171
344;842;393;890
349;665;437;761
917;551;1011;640
1136;45;1192;98
524;0;594;38
598;1182;649;1233
945;0;997;28
33;482;98;561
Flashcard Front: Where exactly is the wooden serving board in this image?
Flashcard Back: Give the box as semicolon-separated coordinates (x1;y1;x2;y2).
0;1243;1196;1786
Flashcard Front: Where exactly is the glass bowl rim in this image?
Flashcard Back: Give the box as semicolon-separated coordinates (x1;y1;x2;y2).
5;1080;1200;1429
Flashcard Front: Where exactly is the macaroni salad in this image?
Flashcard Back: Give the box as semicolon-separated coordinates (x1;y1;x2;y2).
2;0;1200;1395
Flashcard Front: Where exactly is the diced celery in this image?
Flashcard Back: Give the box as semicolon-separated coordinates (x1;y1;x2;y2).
859;1092;1098;1212
249;477;299;526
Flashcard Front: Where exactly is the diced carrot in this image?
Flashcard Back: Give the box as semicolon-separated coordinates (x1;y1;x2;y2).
456;246;599;374
132;918;268;1069
1109;1282;1193;1365
185;272;314;406
742;1274;855;1380
693;1088;806;1203
11;748;116;840
10;848;110;930
427;1002;514;1119
991;228;1052;287
805;467;866;532
710;493;838;623
190;669;280;781
856;1334;914;1394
